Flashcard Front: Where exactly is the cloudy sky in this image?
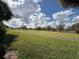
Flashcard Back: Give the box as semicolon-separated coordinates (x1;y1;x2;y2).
3;0;79;28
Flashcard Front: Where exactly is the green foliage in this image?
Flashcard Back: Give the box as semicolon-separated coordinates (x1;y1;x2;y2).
46;26;52;30
75;29;79;34
57;25;64;32
20;25;28;30
33;26;57;31
0;44;6;58
0;23;6;43
35;27;42;30
0;1;12;58
0;0;12;43
71;23;79;34
0;0;13;22
60;0;79;8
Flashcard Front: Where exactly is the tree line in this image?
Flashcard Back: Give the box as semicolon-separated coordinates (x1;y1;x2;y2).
12;22;79;34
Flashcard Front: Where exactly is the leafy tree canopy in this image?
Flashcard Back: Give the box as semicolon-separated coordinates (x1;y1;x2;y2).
60;0;79;8
0;0;13;22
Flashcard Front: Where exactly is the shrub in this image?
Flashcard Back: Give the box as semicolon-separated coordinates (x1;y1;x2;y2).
0;23;6;43
71;23;79;34
0;44;6;58
75;28;79;34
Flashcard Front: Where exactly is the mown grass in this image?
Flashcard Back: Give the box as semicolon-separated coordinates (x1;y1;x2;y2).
6;29;79;59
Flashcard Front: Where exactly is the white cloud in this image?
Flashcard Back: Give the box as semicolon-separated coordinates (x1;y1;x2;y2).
4;0;75;29
2;0;24;7
33;0;42;3
53;9;74;20
65;23;74;29
28;12;51;28
3;18;26;28
73;16;79;23
47;21;56;28
7;0;24;8
3;0;53;28
8;0;42;23
52;9;74;27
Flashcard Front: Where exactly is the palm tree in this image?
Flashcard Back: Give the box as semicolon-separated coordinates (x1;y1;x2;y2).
60;0;79;8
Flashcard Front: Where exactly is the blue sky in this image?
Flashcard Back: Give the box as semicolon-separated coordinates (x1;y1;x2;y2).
39;0;79;17
39;0;64;17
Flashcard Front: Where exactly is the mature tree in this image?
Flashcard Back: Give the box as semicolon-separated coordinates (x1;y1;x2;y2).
0;0;12;43
57;25;64;32
71;23;79;34
60;0;79;8
0;0;13;41
60;0;79;33
0;0;12;22
35;27;42;30
46;26;57;31
0;0;13;59
46;26;52;30
0;23;6;43
20;25;28;30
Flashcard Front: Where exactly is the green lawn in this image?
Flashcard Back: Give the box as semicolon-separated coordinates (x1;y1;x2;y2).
6;29;79;59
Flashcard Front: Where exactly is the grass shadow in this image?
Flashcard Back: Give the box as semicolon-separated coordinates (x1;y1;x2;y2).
0;34;18;59
3;34;18;47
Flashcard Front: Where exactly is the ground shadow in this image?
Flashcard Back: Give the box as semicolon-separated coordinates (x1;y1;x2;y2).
0;34;18;59
4;34;18;47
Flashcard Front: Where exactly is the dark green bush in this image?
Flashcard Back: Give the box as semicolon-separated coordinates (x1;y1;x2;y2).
60;0;79;8
0;0;13;58
0;23;6;43
71;23;79;34
75;28;79;34
0;44;6;59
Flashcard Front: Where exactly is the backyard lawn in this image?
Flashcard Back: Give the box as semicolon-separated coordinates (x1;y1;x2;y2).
5;29;79;59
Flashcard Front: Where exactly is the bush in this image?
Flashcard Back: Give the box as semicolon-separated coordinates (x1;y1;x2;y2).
71;23;79;34
0;23;6;43
75;28;79;34
0;44;6;59
0;23;6;58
